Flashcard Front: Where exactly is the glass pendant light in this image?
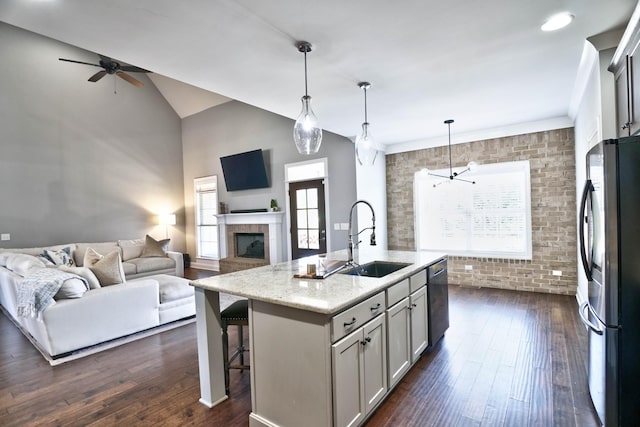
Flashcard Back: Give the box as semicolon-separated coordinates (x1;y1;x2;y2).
293;41;322;155
355;82;378;166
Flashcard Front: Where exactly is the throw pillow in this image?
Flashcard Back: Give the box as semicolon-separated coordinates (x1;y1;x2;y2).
54;277;89;300
141;235;169;258
5;254;47;277
42;247;75;267
83;248;126;286
0;252;13;267
58;265;101;290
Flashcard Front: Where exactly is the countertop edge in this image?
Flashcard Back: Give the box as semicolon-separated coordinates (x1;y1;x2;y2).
191;250;446;315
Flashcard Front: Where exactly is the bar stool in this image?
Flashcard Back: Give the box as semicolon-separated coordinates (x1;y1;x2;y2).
221;299;249;394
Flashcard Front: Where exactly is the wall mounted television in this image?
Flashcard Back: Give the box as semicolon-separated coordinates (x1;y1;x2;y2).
220;149;270;191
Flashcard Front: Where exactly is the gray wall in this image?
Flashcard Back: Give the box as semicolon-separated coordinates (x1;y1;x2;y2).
182;100;357;263
0;23;186;250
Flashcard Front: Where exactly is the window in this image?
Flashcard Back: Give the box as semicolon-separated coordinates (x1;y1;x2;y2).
194;176;218;259
414;160;532;260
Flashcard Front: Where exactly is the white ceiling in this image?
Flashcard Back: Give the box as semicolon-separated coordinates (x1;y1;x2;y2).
0;0;635;150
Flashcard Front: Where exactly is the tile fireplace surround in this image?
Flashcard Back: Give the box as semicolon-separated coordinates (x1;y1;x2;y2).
216;212;284;266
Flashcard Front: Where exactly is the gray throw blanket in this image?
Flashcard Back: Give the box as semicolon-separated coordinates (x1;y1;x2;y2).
17;268;85;319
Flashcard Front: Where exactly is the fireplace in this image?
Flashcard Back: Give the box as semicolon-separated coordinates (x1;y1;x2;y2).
216;212;284;273
235;233;265;259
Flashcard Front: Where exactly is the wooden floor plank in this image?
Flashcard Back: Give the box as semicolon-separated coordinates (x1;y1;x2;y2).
0;284;600;427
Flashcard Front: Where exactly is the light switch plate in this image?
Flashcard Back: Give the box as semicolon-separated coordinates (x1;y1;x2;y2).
340;223;349;230
334;223;340;231
1;233;10;241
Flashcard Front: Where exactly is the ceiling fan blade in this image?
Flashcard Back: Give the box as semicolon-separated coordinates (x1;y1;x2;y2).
59;58;102;68
117;72;144;88
88;70;107;82
119;65;151;73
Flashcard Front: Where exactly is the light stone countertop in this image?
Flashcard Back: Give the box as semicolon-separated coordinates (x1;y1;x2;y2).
191;248;446;315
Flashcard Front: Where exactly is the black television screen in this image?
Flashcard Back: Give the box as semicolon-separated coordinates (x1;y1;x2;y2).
220;149;270;191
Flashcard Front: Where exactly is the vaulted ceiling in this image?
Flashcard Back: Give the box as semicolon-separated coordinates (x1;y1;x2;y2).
0;0;635;150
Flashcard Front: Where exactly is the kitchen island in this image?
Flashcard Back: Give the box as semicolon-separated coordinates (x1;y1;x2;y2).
191;248;446;427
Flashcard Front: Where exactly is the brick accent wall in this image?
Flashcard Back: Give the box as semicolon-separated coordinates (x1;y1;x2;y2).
386;128;577;295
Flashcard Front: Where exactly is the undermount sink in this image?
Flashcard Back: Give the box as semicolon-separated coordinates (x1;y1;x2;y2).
339;261;411;278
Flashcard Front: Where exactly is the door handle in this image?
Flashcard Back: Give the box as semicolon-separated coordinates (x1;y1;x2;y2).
578;180;593;281
578;302;603;336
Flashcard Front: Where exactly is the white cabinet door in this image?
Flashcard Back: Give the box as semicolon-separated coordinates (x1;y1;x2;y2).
386;297;411;389
409;286;428;363
332;327;365;427
363;313;387;414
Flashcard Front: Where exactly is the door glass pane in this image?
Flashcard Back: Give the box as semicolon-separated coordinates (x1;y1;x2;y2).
307;188;318;208
308;230;319;249
308;209;319;228
297;210;308;228
297;230;308;249
297;189;307;209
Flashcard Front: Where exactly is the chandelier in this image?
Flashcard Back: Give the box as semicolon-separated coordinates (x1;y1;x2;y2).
427;119;477;186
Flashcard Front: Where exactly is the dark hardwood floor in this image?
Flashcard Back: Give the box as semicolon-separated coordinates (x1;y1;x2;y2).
0;275;599;427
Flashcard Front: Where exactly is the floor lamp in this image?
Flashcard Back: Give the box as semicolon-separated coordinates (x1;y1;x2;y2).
158;214;176;240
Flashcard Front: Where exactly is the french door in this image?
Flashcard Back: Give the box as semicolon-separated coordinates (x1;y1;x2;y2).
289;179;327;260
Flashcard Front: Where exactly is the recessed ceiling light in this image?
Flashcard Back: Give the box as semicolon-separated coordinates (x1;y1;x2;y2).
541;12;574;32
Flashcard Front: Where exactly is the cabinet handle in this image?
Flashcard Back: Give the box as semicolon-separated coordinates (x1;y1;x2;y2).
408;303;417;310
344;317;357;327
370;303;381;311
623;122;631;130
361;337;372;346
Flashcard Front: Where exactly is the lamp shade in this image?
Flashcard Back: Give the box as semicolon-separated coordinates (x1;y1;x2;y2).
158;214;176;226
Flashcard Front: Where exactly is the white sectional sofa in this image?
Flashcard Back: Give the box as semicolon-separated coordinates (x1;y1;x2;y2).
0;238;195;362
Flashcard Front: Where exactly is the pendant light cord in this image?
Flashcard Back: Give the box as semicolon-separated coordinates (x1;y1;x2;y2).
363;86;368;123
448;121;453;178
303;49;309;97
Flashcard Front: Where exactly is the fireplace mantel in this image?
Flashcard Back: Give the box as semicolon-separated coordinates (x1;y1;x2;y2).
217;212;284;265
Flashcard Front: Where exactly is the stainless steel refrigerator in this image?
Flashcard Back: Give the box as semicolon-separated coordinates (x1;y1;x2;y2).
579;137;640;426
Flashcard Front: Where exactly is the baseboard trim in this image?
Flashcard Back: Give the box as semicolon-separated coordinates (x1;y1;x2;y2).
191;259;219;271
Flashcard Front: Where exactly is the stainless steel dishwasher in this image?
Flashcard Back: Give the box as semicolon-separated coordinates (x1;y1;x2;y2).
427;258;449;346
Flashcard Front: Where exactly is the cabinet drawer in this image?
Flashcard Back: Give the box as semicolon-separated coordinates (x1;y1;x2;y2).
386;278;409;307
409;269;427;293
332;292;385;342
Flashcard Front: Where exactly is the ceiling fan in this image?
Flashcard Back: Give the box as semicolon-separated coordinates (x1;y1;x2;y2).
58;55;150;88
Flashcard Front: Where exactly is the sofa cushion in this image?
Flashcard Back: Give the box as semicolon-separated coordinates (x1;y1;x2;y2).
58;265;101;290
83;248;126;286
42;247;75;267
141;235;169;258
148;274;193;303
74;242;120;267
118;238;145;261
121;262;137;276
54;277;89;300
0;244;77;258
128;257;175;274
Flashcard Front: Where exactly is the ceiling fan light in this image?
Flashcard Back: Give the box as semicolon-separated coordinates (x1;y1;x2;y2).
294;95;323;154
541;12;574;32
355;122;378;166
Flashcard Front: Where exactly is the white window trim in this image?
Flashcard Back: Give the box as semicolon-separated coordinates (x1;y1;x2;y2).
414;160;532;260
194;175;219;260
